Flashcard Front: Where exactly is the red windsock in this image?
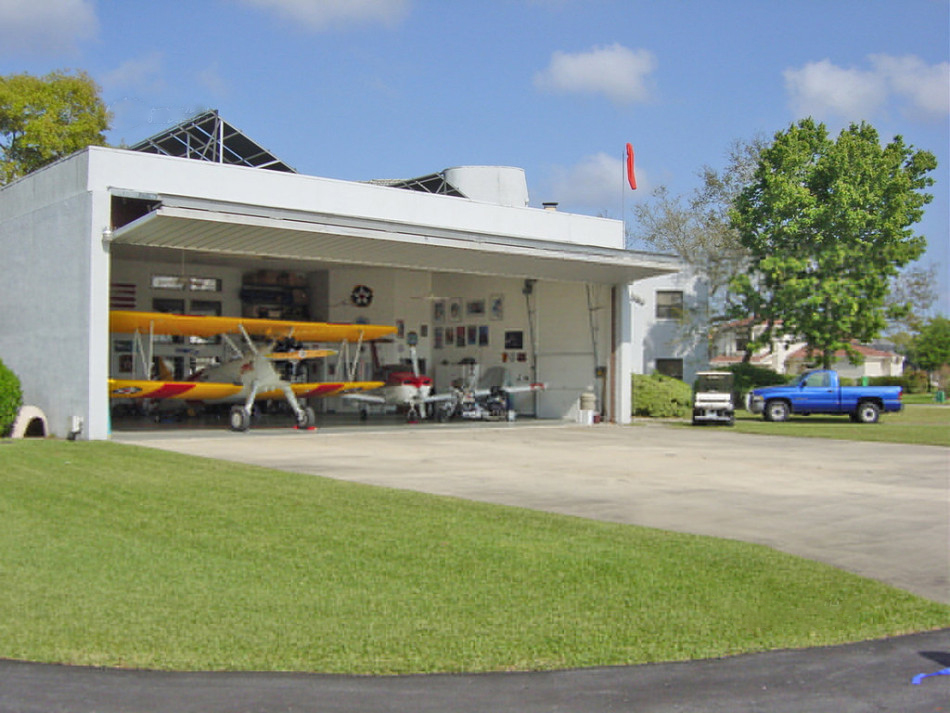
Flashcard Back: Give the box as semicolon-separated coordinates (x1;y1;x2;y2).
626;143;637;190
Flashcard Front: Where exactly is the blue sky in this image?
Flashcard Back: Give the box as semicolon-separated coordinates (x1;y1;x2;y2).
2;0;948;313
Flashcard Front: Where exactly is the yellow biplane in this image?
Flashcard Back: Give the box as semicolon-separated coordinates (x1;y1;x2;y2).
108;310;395;431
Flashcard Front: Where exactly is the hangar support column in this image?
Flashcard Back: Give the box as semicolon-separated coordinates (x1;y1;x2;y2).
612;283;634;424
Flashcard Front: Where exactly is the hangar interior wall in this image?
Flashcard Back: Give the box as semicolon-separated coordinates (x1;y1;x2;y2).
325;269;613;418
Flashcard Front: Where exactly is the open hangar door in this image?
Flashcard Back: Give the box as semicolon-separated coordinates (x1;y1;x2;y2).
109;251;613;424
107;192;676;425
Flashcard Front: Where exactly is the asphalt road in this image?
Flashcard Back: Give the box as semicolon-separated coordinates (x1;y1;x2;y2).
2;628;948;712
2;420;948;712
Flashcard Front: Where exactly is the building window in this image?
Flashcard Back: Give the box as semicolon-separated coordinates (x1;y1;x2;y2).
655;358;683;380
656;291;683;320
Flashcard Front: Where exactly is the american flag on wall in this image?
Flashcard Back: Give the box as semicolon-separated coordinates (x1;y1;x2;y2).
110;283;137;310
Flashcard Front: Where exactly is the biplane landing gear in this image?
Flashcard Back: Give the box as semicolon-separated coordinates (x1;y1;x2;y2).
296;406;317;430
229;405;251;432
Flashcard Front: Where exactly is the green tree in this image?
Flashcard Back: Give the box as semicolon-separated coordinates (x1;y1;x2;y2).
729;119;936;368
0;70;111;185
911;316;950;389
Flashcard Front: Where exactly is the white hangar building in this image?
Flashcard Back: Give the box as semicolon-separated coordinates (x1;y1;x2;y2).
0;112;679;440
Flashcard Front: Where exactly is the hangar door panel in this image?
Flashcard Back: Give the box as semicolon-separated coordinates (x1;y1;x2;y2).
536;353;599;419
532;281;610;419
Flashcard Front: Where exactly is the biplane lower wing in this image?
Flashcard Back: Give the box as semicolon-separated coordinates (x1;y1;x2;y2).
109;379;385;401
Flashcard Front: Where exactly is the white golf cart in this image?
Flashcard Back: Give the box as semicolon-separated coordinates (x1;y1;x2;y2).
691;371;735;426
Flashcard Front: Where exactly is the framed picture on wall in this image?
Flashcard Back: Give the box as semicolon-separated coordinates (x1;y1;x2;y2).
433;300;445;323
466;299;485;317
504;330;524;350
456;325;466;346
445;326;454;345
490;294;503;320
449;298;462;322
467;325;477;345
478;325;489;346
434;327;443;349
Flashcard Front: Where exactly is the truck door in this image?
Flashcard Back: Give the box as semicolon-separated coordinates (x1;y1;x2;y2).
797;371;837;413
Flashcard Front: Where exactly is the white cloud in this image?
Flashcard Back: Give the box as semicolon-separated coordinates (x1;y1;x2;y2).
0;0;97;56
234;0;409;30
784;55;949;122
546;152;648;214
870;54;950;119
101;53;167;95
534;44;657;104
784;59;887;119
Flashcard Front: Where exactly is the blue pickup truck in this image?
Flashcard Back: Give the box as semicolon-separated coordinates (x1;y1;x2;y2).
747;370;902;423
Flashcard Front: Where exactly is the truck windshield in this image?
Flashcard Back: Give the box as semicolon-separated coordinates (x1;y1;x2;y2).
794;372;832;388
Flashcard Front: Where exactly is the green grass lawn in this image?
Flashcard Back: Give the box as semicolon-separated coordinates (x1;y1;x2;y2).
1;440;947;674
727;403;950;446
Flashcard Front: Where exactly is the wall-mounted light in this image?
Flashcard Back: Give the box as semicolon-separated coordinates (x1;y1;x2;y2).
101;228;113;247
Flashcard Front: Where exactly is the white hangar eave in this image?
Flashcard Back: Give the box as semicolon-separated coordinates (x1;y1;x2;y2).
109;194;679;285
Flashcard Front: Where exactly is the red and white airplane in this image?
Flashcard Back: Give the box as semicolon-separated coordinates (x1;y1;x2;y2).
108;310;395;431
342;343;454;422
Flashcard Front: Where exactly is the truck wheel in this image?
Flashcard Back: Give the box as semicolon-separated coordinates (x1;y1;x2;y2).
765;400;789;422
855;401;880;424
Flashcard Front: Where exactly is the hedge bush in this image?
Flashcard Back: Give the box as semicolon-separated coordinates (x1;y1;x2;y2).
631;373;692;418
0;358;23;436
870;371;929;394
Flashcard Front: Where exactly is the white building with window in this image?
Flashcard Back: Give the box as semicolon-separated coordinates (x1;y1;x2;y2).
629;269;708;385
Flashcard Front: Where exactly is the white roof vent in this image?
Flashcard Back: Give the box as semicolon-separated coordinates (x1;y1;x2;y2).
442;166;529;207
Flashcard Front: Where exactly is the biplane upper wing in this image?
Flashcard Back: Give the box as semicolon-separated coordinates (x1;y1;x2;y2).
110;310;397;342
109;379;385;401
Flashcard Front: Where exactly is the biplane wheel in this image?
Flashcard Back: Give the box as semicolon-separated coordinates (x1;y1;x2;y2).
229;406;251;432
298;406;317;429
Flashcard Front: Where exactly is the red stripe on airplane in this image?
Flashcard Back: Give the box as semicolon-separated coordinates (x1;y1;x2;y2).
297;384;345;397
148;383;196;398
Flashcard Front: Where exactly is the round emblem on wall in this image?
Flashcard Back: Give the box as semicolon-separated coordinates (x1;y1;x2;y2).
350;284;373;307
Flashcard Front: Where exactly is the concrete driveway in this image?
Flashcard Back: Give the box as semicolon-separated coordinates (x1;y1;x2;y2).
114;420;950;604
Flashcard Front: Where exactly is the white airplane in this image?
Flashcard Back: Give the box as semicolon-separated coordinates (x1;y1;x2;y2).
344;348;546;423
341;341;455;422
108;310;395;431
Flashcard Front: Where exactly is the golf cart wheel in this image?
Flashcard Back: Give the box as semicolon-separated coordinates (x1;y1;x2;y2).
229;406;250;432
764;400;789;422
855;401;880;424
